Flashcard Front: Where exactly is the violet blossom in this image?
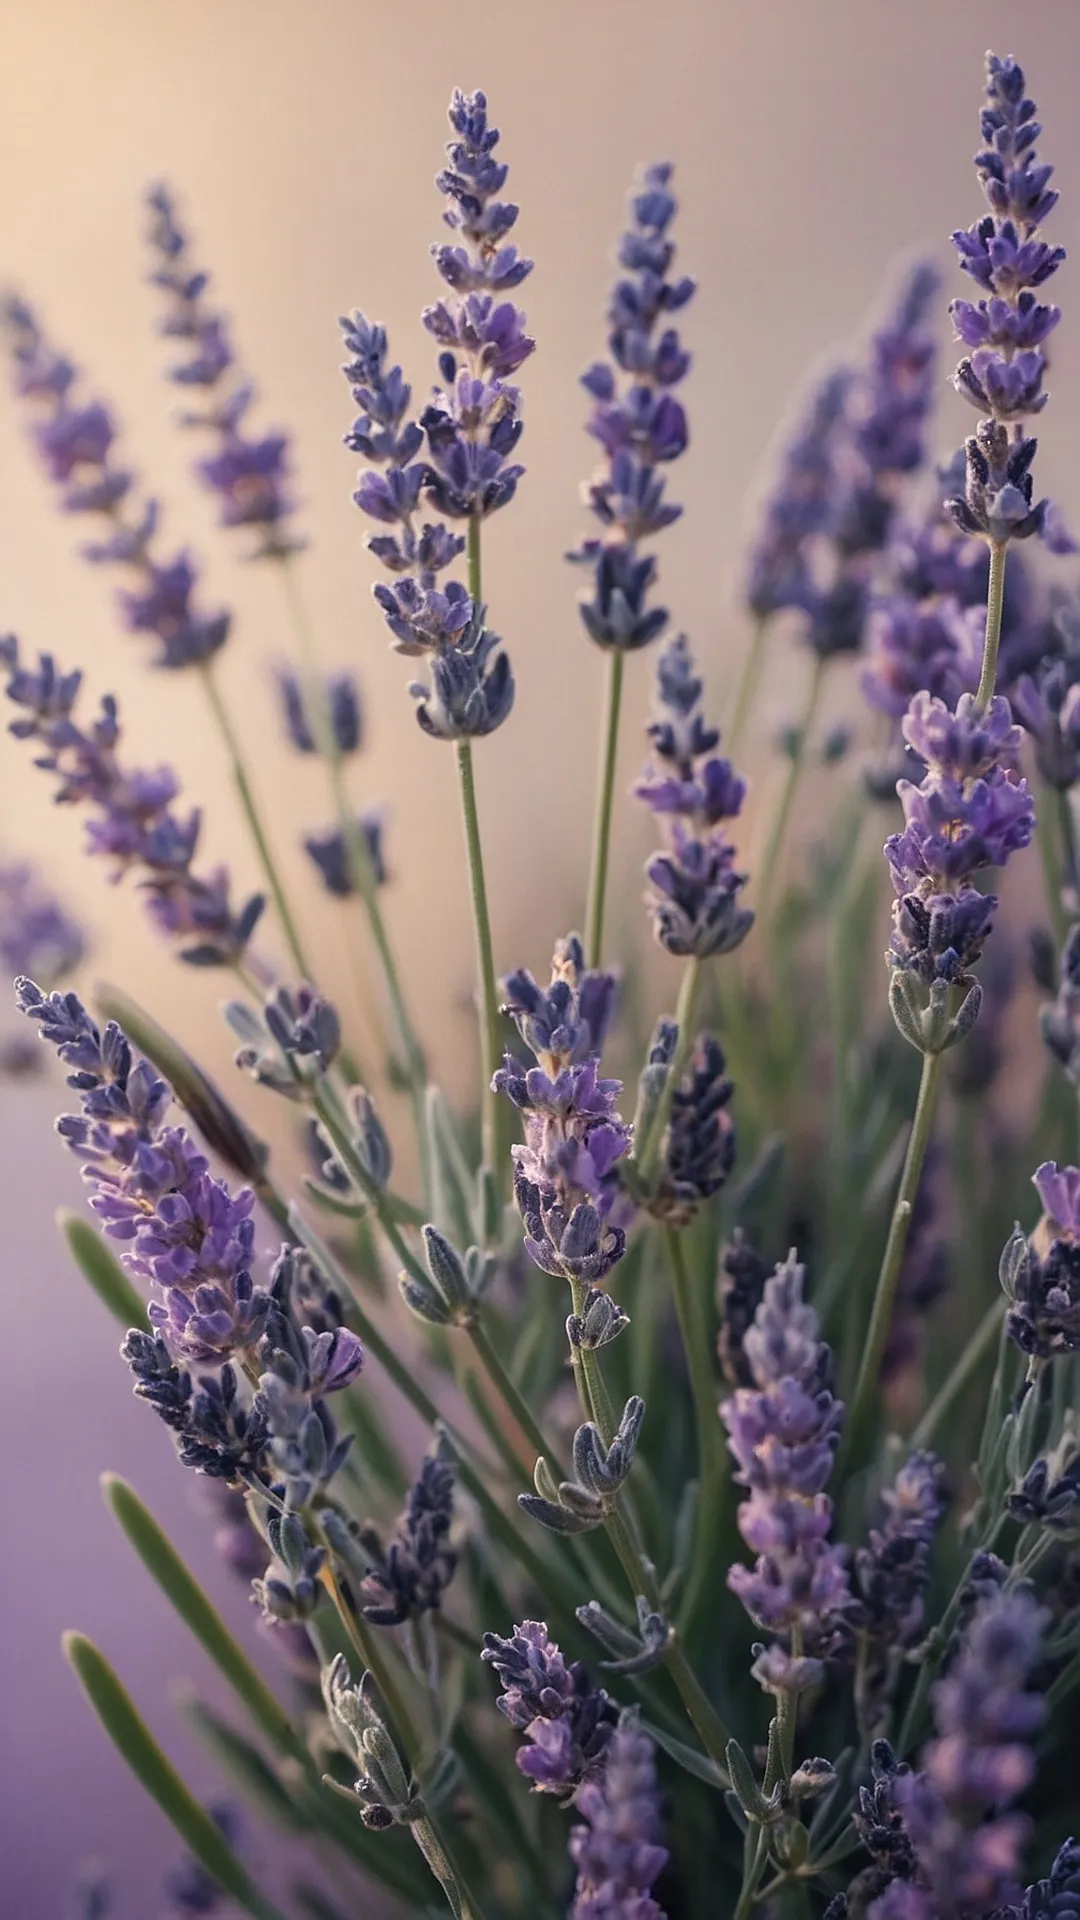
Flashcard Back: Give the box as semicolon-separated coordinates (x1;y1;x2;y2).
721;1252;852;1697
481;1619;616;1795
635;635;753;959
340;89;528;737
0;860;84;987
1000;1160;1080;1360
866;1586;1047;1918
569;162;694;653
946;54;1067;548
145;184;300;557
885;689;1035;995
568;1712;668;1919
494;933;630;1285
357;1444;458;1627
2;298;231;667
1;637;262;967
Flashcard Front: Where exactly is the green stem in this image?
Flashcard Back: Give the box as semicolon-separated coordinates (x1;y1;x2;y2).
455;732;506;1210
759;655;825;918
734;1828;769;1920
974;540;1007;715
567;1278;732;1769
465;1317;563;1474
839;1047;943;1477
585;646;626;967
278;557;430;1177
199;658;313;981
664;1229;728;1640
726;612;769;756
911;1297;1005;1452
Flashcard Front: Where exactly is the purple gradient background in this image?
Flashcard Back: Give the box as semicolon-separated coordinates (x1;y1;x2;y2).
3;1;1080;1914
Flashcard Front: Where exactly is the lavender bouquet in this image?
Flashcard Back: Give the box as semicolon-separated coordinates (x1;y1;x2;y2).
6;54;1080;1920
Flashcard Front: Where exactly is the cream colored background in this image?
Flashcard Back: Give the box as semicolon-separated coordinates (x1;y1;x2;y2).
2;2;1080;1913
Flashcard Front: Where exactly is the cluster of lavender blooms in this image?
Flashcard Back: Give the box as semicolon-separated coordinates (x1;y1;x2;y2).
481;1618;617;1795
1;637;262;964
635;634;753;958
747;262;939;660
1001;1161;1080;1361
13;50;1080;1920
946;54;1066;549
568;1711;668;1919
885;690;1035;1026
849;1586;1048;1918
721;1253;852;1698
2;298;230;669
569;162;693;654
145;184;299;557
494;934;630;1287
340;88;530;738
15;985;362;1507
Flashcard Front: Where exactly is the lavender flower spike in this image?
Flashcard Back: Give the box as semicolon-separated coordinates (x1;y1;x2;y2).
145;184;301;558
494;934;630;1285
747;365;854;624
569;1711;669;1919
721;1252;852;1696
636;636;754;959
481;1619;616;1795
570;162;694;653
358;1444;458;1627
2;298;231;668
867;1585;1047;1918
15;980;268;1367
340;90;526;736
885;688;1034;1009
1;637;262;967
1000;1160;1080;1360
946;54;1067;548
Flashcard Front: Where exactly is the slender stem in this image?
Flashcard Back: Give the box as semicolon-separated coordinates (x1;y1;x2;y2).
758;654;825;918
636;958;701;1189
734;1828;769;1920
1036;791;1068;955
911;1297;1004;1452
566;1277;732;1769
725;612;769;757
278;557;430;1180
199;659;313;980
973;541;1007;715
584;647;626;967
665;1229;729;1639
455;733;506;1207
839;1048;943;1477
464;1318;562;1474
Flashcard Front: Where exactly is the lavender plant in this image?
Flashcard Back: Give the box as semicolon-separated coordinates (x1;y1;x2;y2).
7;51;1080;1920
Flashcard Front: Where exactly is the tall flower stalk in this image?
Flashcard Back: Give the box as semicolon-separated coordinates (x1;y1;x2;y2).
846;50;1060;1471
571;163;695;966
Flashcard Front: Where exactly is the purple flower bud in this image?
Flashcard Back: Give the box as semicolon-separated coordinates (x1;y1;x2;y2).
568;1713;668;1919
481;1620;616;1796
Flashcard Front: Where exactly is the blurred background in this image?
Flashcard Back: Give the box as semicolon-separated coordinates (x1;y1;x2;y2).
2;0;1080;1911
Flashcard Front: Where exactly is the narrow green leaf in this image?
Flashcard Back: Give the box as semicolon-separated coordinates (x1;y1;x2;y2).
63;1633;290;1920
640;1716;729;1789
179;1689;308;1829
59;1210;146;1329
101;1474;302;1764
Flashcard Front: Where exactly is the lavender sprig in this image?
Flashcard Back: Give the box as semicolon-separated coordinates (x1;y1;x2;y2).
494;934;629;1285
568;1711;669;1919
569;163;693;656
721;1253;852;1699
3;298;231;668
946;54;1066;551
1;638;262;966
0;859;84;986
340;88;528;739
635;635;753;961
481;1619;617;1795
145;185;300;558
866;1586;1047;1917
